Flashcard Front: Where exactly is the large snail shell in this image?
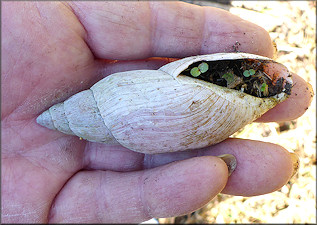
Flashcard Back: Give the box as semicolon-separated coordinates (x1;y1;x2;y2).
36;53;292;154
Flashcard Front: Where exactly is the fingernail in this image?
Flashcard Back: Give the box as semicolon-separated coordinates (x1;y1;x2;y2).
217;154;237;176
290;153;300;179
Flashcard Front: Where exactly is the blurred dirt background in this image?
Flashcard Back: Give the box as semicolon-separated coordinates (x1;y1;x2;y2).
157;1;316;224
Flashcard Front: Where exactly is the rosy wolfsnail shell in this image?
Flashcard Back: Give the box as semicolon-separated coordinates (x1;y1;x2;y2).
36;53;292;154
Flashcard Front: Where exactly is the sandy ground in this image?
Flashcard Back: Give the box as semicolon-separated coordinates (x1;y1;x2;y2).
158;1;316;223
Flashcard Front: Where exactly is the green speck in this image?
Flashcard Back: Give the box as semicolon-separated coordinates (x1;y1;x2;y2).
249;69;256;75
261;83;267;92
198;62;209;73
222;72;234;83
243;69;256;77
190;67;201;77
243;70;251;77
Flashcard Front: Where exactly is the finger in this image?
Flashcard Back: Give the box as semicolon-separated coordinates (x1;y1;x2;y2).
202;139;298;196
143;138;297;196
82;138;296;197
48;156;228;223
69;1;274;60
82;142;145;172
256;73;314;122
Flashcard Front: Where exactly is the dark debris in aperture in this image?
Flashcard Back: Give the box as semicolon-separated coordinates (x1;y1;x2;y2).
180;59;292;98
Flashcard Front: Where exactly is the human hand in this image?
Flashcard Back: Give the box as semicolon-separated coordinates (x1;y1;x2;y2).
1;1;313;223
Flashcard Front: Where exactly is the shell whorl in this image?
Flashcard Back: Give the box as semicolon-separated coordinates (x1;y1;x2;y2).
36;89;118;144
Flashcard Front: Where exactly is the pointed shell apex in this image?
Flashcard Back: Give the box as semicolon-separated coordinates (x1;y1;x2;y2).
36;110;56;130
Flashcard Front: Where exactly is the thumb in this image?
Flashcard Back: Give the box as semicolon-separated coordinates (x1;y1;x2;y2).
48;156;229;223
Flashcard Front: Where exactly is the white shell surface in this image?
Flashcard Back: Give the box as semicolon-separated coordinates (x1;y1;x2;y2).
48;103;73;135
37;90;118;144
90;70;279;154
63;90;118;144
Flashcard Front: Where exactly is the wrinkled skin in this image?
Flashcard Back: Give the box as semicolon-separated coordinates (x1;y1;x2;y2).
1;1;313;223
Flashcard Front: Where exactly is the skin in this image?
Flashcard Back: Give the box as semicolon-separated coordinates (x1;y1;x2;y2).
1;1;313;223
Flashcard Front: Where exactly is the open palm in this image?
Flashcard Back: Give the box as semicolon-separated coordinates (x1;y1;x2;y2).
1;2;312;223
